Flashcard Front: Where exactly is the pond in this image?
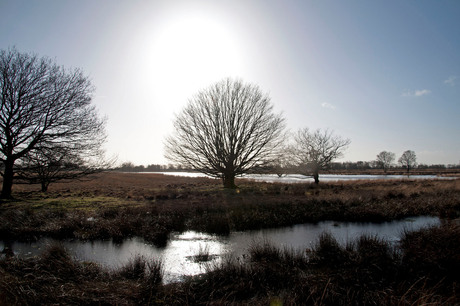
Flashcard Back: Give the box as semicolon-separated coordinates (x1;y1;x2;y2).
1;216;440;284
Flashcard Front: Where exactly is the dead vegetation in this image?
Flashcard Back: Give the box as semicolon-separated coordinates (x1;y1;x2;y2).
1;172;459;244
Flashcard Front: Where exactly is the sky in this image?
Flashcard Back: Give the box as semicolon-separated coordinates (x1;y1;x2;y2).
1;0;459;166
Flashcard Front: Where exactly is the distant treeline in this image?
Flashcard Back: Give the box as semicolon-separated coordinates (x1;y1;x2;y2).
329;161;460;170
114;161;460;173
113;162;194;173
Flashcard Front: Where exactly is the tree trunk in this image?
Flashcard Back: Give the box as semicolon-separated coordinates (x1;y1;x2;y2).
223;173;236;189
41;181;49;192
1;160;14;199
313;171;319;184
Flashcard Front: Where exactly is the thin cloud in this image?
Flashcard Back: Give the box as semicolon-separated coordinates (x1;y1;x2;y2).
402;89;431;97
321;102;336;110
415;89;431;96
444;75;457;86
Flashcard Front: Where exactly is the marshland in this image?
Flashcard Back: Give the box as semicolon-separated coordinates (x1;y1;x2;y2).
1;172;459;305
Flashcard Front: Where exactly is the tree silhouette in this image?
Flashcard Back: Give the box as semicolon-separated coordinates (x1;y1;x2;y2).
376;151;395;173
293;128;350;184
15;138;111;192
0;48;106;198
398;150;417;174
165;78;285;188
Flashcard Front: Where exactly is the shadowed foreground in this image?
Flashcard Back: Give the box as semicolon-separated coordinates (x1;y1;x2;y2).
0;223;459;305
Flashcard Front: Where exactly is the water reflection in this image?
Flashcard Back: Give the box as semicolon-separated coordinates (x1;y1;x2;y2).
0;216;440;283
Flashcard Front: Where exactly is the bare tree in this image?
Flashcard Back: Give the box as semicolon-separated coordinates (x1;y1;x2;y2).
376;151;395;173
0;48;105;198
164;78;285;188
269;144;296;178
293;128;350;184
15;134;112;192
398;150;417;174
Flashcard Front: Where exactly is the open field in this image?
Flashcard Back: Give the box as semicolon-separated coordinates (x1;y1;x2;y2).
1;172;459;243
1;172;460;304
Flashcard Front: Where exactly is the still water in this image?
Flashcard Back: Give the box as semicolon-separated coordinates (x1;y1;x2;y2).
158;172;454;183
1;216;439;283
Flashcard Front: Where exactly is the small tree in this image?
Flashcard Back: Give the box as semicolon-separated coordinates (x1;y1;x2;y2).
376;151;395;173
0;48;105;198
293;128;350;184
164;78;285;188
15;137;111;192
267;144;295;178
398;150;417;174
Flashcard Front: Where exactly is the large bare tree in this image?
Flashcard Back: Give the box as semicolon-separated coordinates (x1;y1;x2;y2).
398;150;417;174
293;128;350;184
0;48;106;198
164;78;285;188
376;151;395;173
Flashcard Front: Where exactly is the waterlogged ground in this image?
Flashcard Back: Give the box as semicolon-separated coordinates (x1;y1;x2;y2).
1;216;440;283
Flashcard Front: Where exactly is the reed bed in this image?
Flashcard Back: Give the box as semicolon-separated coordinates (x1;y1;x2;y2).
160;222;460;305
2;223;458;305
0;243;163;305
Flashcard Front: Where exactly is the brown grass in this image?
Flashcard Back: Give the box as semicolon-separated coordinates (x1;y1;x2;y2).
1;172;459;243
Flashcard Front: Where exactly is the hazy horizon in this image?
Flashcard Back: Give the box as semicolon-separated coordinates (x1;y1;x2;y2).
1;0;459;165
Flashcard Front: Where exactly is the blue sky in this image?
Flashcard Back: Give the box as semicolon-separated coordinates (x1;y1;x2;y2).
1;0;459;165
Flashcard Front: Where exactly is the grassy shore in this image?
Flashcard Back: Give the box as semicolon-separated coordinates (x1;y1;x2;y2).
0;172;459;304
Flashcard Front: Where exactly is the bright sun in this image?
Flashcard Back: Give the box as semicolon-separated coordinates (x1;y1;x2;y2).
148;13;243;97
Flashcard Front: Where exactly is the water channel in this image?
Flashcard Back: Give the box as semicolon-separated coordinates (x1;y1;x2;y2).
1;216;440;284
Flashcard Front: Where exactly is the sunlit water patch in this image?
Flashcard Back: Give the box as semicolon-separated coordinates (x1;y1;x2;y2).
1;216;440;283
156;172;455;183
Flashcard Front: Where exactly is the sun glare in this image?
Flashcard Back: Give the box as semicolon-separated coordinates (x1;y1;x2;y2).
148;13;243;101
